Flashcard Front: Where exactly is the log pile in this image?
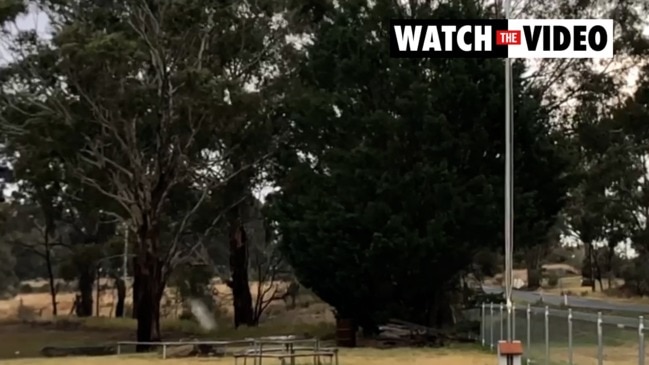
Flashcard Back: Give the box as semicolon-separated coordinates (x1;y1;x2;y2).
164;341;227;358
374;319;477;348
40;345;116;357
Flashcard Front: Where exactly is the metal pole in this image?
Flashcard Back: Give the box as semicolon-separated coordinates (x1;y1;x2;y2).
490;303;495;351
597;312;603;365
639;316;645;365
512;303;516;339
545;306;549;365
568;308;573;365
527;304;531;352
481;303;486;347
504;0;515;343
500;303;504;340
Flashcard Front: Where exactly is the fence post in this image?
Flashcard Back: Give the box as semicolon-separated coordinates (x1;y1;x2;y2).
500;303;504;341
568;308;573;365
597;312;603;365
481;303;485;347
527;304;531;361
545;306;550;365
513;303;516;339
639;316;645;365
490;302;494;352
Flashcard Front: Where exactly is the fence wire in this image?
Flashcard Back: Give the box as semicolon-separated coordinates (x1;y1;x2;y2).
480;302;648;365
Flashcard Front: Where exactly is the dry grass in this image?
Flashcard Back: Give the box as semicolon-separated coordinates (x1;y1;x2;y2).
4;347;497;365
541;276;649;305
0;279;335;324
0;280;496;365
547;345;649;365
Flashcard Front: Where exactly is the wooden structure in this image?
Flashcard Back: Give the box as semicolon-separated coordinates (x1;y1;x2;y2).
234;336;338;365
234;349;339;365
497;340;523;365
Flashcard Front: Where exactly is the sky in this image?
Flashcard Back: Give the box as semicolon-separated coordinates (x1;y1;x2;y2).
1;4;649;255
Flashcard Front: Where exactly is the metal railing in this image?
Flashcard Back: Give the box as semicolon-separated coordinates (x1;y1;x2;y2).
480;302;648;364
116;339;255;359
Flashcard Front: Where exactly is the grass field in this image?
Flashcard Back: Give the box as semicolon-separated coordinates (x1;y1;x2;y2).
4;348;497;365
0;317;496;365
0;279;497;364
3;276;647;365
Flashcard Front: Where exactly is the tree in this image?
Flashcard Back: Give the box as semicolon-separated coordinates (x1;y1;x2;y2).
0;204;18;296
1;0;292;346
267;0;572;332
513;0;649;117
514;0;648;286
1;199;68;315
563;63;642;291
610;64;649;257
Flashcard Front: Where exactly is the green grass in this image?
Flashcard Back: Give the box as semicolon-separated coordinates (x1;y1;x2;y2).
0;317;334;360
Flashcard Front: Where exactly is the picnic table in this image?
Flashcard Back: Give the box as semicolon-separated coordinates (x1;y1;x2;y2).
254;336;320;355
234;336;337;365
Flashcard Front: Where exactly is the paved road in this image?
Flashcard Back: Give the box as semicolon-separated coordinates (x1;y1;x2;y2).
482;285;649;314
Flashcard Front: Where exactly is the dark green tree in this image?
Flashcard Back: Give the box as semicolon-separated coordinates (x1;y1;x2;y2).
266;0;573;331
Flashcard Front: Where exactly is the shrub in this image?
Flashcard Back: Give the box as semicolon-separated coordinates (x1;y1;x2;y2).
527;269;542;289
18;283;33;293
620;255;649;295
547;273;559;287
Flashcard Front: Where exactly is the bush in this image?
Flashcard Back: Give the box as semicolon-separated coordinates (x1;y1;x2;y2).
527;269;542;289
547;273;559;287
19;283;33;293
620;255;649;295
33;284;51;293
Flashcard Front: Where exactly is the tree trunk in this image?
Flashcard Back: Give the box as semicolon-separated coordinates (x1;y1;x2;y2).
132;256;139;319
525;247;542;289
583;242;596;292
229;217;253;328
44;229;58;316
76;266;94;317
133;250;164;352
606;246;615;289
115;277;126;318
595;257;604;292
588;244;601;292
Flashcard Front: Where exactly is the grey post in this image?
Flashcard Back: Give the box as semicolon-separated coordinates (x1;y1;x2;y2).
527;304;531;359
639;316;645;365
490;302;495;351
481;303;486;346
545;306;549;365
568;308;573;365
597;312;603;365
162;344;167;360
500;303;504;340
512;303;516;339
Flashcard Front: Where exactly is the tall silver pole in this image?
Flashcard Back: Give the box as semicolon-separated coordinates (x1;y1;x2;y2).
504;0;514;342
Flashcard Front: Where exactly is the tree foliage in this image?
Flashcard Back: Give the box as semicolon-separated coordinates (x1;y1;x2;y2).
266;0;573;330
1;0;293;343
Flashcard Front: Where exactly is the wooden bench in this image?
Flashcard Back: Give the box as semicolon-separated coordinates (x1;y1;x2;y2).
234;348;339;365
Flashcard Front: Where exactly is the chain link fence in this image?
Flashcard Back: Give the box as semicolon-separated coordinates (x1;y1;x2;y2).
480;302;648;365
